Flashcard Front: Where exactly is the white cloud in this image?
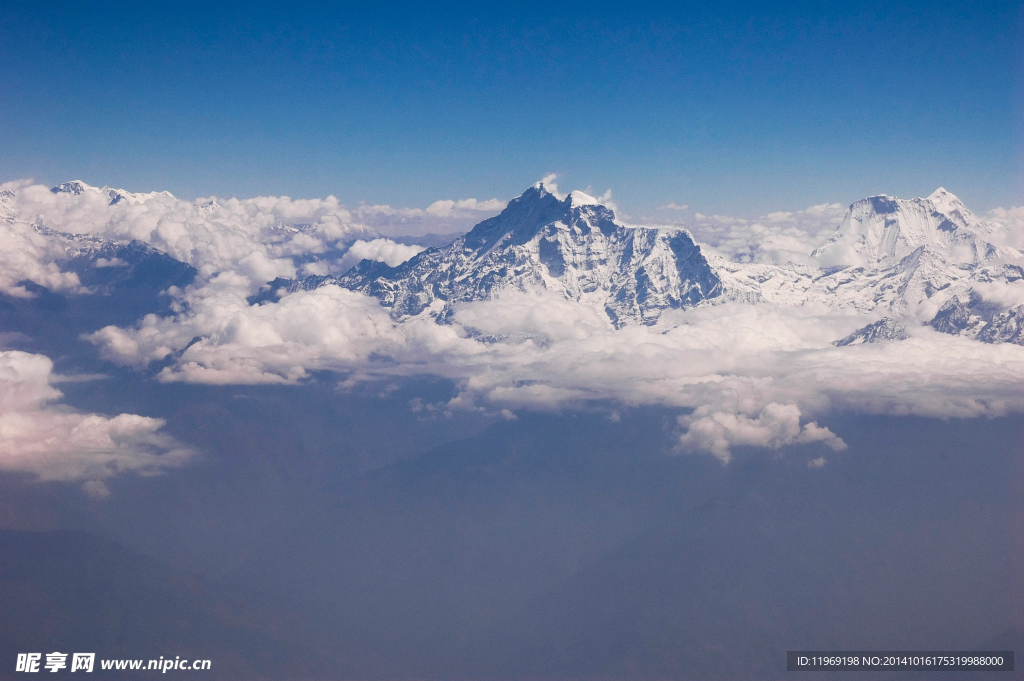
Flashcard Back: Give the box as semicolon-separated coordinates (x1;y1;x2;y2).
453;290;612;342
10;178;1024;465
657;202;689;211
970;280;1024;309
0;183;83;297
425;197;505;217
0;180;506;297
340;238;425;270
86;285;1024;462
537;173;565;200
985;206;1024;249
349;197;504;237
0;350;194;497
677;403;846;464
651;202;848;265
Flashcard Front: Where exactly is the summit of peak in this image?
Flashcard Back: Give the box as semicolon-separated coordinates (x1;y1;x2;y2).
927;187;962;206
568;190;600;207
51;180;93;195
528;181;553;197
529;174;566;201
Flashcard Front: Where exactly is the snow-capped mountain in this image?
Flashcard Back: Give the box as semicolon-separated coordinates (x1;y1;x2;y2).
929;296;1024;344
51;179;175;207
811;188;1004;266
707;189;1023;344
258;182;722;327
7;179;1023;348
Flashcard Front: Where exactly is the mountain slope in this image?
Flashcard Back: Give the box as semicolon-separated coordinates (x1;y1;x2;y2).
811;188;1003;266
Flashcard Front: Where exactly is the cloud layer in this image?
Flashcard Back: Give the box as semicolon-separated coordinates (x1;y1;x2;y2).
87;288;1024;463
639;199;848;265
0;180;504;297
6;179;1024;464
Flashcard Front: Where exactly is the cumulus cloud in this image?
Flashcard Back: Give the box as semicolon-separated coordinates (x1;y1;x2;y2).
88;280;403;382
0;350;194;497
0;180;506;297
339;238;425;269
970;280;1024;309
0;182;84;297
10;178;1024;464
985;206;1024;249
349;196;504;237
425;198;505;217
538;174;566;200
678;403;846;464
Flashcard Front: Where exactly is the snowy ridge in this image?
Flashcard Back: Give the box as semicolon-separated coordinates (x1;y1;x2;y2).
7;180;1024;350
52;180;175;207
833;318;908;346
704;189;1024;344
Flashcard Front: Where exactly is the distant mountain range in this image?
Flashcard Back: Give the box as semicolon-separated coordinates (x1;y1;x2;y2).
249;181;1024;344
3;179;1021;346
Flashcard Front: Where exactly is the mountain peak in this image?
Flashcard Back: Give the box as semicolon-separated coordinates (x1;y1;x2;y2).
529;181;552;197
811;187;992;267
925;187;966;213
51;181;91;195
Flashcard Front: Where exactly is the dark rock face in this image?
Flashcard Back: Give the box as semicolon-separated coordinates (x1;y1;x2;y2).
978;304;1024;345
834;317;908;346
928;296;1024;346
929;297;976;335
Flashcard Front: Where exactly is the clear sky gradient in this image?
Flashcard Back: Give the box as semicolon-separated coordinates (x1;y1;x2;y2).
1;0;1020;215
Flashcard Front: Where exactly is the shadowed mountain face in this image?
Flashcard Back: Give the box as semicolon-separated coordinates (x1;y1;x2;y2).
7;387;1017;680
0;239;195;363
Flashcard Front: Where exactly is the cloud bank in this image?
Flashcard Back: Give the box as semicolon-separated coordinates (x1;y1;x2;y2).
0;180;504;297
648;201;848;265
6;179;1024;464
87;289;1024;463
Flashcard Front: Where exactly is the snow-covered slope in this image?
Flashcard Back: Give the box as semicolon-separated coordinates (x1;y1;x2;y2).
811;188;1003;266
705;190;1024;344
51;180;175;207
10;180;1024;349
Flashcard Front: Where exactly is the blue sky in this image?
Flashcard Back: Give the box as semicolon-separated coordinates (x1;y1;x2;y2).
1;1;1020;215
